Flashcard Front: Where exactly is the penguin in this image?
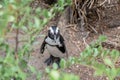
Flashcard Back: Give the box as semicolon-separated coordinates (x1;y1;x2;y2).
40;26;67;67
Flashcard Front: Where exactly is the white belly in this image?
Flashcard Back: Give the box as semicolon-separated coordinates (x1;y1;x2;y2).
46;44;66;58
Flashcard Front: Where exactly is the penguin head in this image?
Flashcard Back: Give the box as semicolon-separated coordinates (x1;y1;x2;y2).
48;26;60;40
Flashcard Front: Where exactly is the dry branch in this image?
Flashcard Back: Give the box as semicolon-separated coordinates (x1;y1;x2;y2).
70;0;113;33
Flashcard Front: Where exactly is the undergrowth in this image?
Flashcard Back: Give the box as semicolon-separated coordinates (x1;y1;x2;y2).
0;0;120;80
60;35;120;80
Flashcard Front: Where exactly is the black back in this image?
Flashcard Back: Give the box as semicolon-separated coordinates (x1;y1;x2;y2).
56;35;66;53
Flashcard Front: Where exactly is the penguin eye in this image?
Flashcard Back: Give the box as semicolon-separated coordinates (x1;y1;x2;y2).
48;30;54;39
50;34;54;39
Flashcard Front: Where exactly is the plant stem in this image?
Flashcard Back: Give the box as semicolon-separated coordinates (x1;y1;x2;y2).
15;28;19;59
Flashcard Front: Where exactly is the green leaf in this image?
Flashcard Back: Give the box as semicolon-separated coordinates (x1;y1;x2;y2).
34;17;40;28
36;72;41;80
49;70;60;80
21;26;28;32
93;48;99;57
29;65;36;73
98;35;107;42
17;70;27;80
62;73;79;80
66;0;72;5
7;15;15;22
104;58;113;67
58;0;65;6
110;49;120;59
60;59;66;68
45;67;51;73
19;59;28;69
68;57;75;65
52;63;58;69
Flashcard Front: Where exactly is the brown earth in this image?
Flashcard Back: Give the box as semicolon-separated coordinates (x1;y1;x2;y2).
4;0;120;80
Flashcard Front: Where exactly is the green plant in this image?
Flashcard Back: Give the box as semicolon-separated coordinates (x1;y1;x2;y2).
0;0;72;79
78;36;120;80
49;70;79;80
45;67;79;80
60;35;120;80
59;35;120;80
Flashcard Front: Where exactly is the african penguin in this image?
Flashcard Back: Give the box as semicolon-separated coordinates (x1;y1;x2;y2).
40;26;67;67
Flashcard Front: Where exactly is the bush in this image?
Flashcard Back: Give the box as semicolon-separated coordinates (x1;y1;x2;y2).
0;0;72;79
61;36;120;80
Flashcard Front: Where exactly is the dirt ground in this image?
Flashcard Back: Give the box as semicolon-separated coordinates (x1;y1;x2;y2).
4;0;120;80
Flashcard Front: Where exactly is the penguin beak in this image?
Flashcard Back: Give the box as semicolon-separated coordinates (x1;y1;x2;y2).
54;35;57;41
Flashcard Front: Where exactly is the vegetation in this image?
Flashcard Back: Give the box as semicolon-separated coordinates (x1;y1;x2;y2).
65;36;120;80
0;0;72;79
0;0;120;80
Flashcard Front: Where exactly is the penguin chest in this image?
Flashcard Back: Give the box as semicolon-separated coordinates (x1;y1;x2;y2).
46;44;65;58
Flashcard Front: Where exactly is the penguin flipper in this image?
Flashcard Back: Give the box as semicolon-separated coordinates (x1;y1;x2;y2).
40;36;47;54
56;34;66;53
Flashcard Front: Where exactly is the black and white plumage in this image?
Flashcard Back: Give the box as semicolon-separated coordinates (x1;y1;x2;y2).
40;26;67;67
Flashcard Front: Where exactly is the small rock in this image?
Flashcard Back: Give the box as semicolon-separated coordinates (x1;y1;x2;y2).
117;26;120;29
76;65;79;68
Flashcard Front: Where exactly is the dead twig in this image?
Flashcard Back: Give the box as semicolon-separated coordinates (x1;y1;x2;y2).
83;32;90;47
99;0;107;6
15;28;19;59
70;0;110;33
88;24;98;34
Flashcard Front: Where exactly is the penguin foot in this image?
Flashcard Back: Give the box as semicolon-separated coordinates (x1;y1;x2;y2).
44;55;54;66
